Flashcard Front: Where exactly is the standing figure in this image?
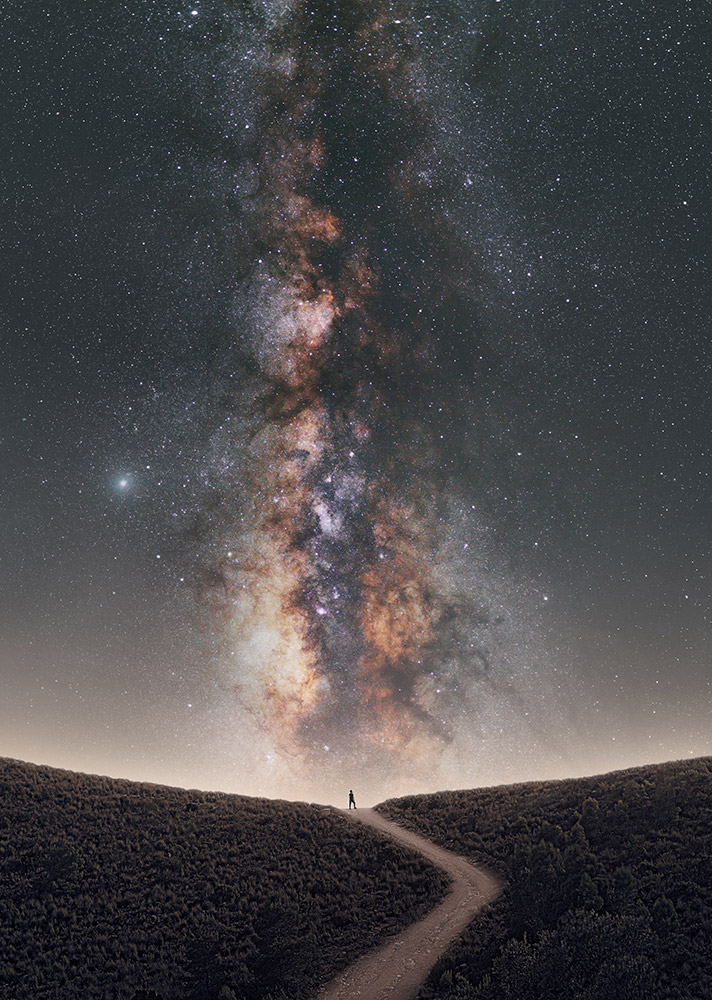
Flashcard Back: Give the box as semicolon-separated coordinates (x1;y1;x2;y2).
348;789;356;810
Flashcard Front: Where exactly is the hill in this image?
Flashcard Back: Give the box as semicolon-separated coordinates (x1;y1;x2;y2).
0;757;448;1000
378;757;712;1000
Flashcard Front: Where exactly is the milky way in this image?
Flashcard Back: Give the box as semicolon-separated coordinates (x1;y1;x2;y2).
5;0;710;801
193;1;512;784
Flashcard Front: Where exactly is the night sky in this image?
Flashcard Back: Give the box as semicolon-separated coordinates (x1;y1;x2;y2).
2;0;710;804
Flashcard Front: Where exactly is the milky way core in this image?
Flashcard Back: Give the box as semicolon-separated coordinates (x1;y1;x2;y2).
193;0;553;797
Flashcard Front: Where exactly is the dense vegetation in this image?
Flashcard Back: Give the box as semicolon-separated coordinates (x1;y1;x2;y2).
0;758;448;1000
379;757;712;1000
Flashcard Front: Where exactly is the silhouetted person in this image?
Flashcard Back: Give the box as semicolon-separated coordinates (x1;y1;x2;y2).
348;789;356;809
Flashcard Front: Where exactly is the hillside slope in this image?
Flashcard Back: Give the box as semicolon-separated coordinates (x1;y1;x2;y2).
378;757;712;1000
0;758;448;1000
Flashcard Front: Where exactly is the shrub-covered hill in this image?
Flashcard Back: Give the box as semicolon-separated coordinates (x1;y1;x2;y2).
378;757;712;1000
0;758;449;1000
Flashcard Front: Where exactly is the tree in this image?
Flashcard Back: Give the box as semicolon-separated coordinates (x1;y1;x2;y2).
185;919;227;1000
580;798;600;842
252;889;319;995
34;840;85;895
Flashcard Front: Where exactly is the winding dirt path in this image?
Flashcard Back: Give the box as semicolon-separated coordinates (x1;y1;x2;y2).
314;808;503;1000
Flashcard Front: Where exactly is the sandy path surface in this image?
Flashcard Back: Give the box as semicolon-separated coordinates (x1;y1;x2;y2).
314;808;503;1000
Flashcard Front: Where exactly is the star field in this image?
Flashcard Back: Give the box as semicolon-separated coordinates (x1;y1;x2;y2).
1;0;710;802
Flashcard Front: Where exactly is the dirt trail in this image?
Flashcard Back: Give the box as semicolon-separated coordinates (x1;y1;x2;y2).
314;808;503;1000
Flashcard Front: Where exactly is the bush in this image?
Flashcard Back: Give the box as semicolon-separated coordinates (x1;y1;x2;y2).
0;757;449;1000
379;757;712;1000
